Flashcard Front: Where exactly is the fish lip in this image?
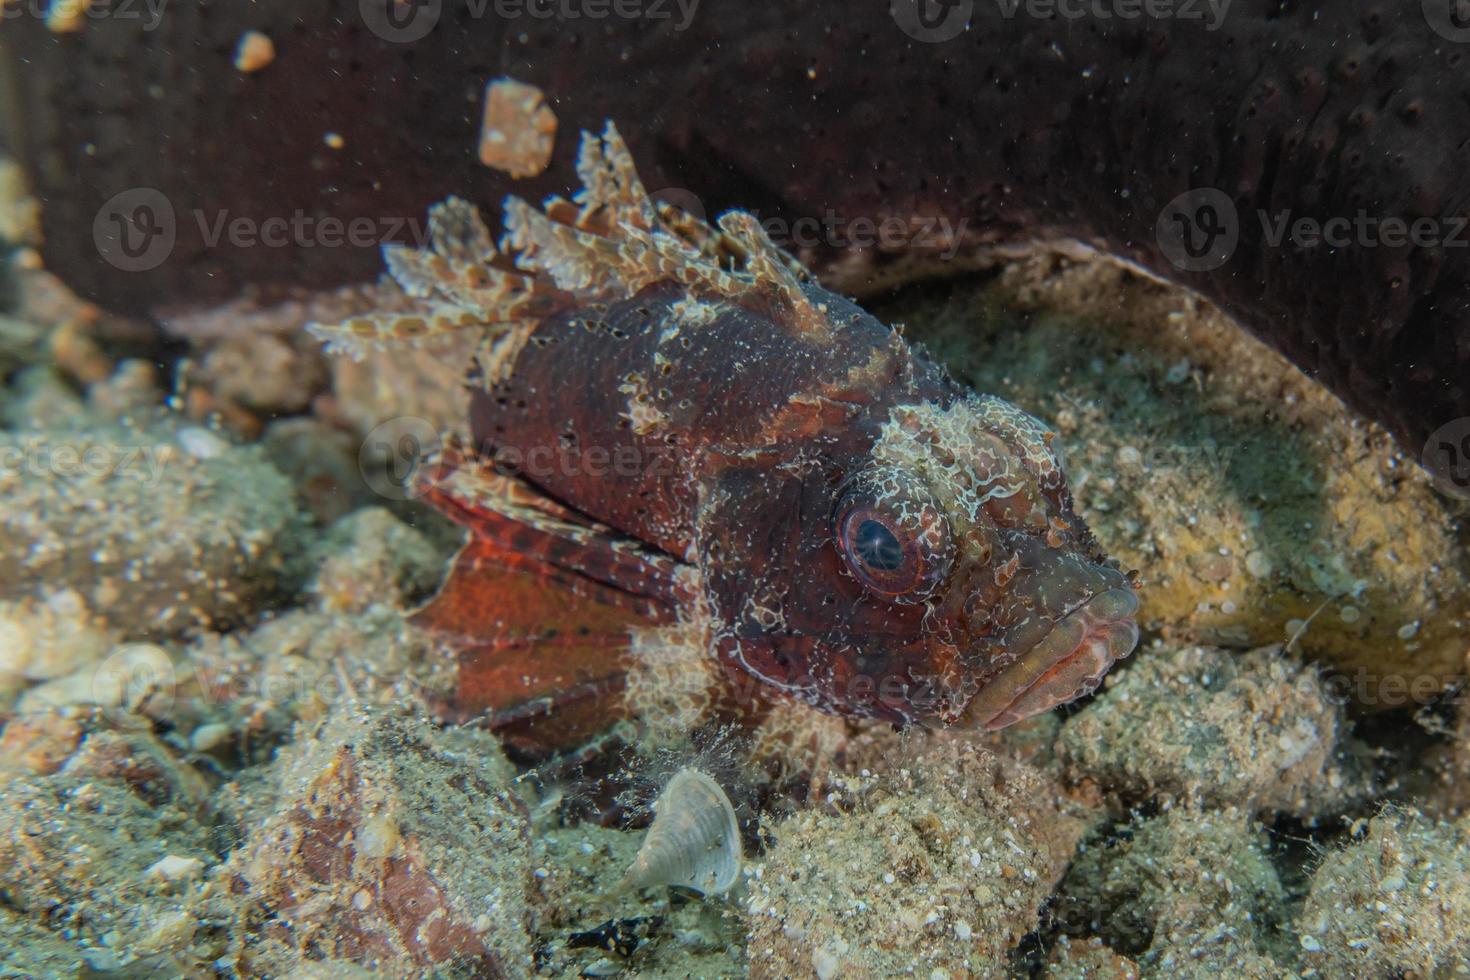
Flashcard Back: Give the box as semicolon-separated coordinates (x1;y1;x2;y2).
960;586;1140;731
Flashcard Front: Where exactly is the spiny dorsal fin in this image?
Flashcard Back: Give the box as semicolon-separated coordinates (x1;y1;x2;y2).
310;123;832;358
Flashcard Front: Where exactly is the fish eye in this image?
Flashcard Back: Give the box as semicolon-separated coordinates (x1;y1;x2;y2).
833;477;955;604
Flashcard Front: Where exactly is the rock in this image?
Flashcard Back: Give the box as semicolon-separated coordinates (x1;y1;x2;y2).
161;284;469;442
86;358;162;419
308;507;447;614
56;726;212;812
0;313;46;377
228;703;533;975
187;327;328;418
168;604;445;765
0;588;117;700
1297;806;1470;977
0;421;304;637
0;722;218;969
746;737;1086;979
1044;935;1140;979
260;416;378;524
1;365;89;430
1057;644;1370;816
0;157;41;246
146;854;207;889
0;709;85;775
1056;807;1289;973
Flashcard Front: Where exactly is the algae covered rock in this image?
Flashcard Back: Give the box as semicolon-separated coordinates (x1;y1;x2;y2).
746;736;1085;979
1044;935;1140;979
1056;807;1290;974
0;588;116;702
307;506;447;614
228;703;532;975
0;421;303;637
1057;644;1369;816
1297;806;1470;976
0;718;221;972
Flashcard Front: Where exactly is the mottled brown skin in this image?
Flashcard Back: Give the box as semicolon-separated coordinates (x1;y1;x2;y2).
468;280;971;723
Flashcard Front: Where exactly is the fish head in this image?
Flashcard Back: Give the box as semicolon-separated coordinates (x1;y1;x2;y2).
702;392;1137;729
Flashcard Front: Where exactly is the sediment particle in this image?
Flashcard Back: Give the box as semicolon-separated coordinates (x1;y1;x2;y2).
478;78;558;178
235;30;276;73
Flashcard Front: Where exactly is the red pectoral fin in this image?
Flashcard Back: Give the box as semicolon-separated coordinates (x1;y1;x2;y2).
413;538;650;754
410;452;691;756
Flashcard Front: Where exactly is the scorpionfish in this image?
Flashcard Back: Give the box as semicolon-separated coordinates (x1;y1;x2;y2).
314;124;1138;754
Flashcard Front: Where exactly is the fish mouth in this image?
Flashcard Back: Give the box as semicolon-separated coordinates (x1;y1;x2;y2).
962;587;1140;731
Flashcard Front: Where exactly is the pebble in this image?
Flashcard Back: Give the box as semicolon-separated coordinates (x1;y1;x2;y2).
176;425;228;459
145;855;204;885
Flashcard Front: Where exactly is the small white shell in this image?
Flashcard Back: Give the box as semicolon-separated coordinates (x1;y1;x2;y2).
624;768;741;896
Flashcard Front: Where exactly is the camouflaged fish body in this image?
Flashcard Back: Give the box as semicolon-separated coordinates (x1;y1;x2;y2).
312;124;1139;739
